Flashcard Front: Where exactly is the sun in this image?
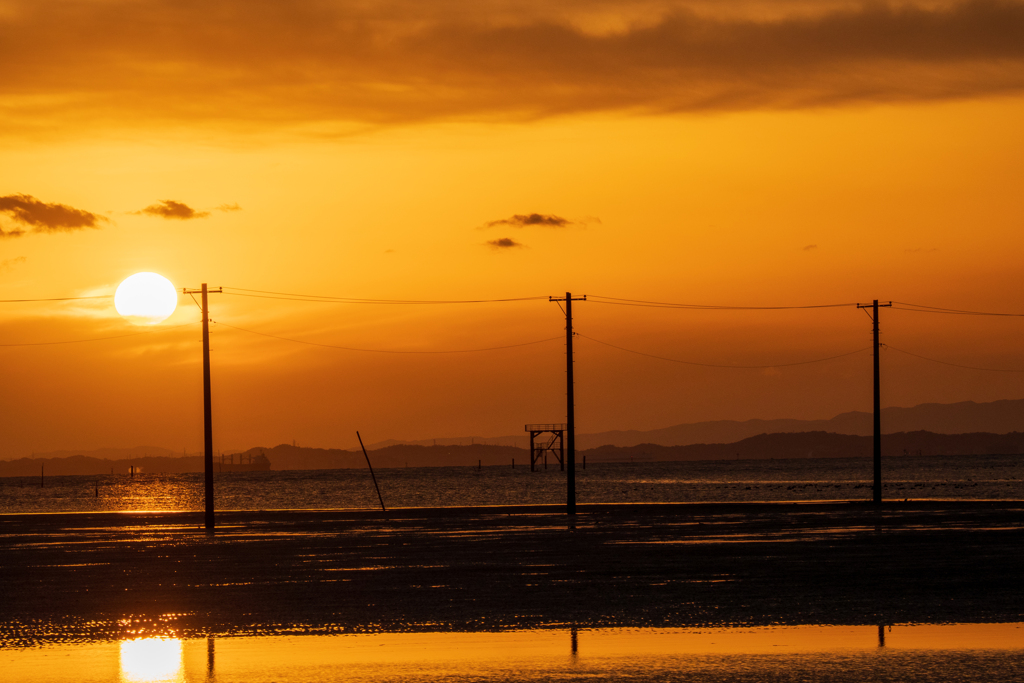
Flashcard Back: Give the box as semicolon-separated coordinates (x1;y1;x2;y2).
114;272;178;325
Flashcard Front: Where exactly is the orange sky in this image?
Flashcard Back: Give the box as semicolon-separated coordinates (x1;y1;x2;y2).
2;0;1024;457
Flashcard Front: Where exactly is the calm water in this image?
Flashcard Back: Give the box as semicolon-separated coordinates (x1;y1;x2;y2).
3;625;1023;682
2;455;1021;513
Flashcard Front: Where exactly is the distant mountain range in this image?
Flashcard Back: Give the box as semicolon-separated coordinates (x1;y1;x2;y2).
365;398;1024;450
17;446;189;462
3;431;1022;477
5;398;1024;477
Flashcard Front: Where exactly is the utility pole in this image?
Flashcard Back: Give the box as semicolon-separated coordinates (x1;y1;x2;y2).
550;292;586;516
857;299;892;504
184;283;222;530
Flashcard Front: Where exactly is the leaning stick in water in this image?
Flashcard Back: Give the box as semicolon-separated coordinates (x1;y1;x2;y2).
356;431;387;513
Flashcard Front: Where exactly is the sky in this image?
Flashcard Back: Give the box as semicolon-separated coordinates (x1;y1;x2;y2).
2;0;1024;457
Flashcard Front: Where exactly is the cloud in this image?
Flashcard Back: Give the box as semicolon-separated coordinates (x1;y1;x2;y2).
216;203;242;212
802;244;818;251
905;247;939;253
0;194;107;236
485;213;572;228
486;237;525;249
2;1;1024;134
1;256;27;271
138;200;211;220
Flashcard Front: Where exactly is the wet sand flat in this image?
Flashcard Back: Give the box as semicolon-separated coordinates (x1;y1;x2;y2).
1;501;1022;645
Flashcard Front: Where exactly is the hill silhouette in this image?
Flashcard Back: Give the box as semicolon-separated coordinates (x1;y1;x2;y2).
6;431;1021;477
365;398;1024;450
584;431;1024;463
4;398;1024;476
577;399;1024;449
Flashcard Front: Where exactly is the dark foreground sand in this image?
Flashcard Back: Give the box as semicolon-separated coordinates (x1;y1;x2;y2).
1;502;1022;646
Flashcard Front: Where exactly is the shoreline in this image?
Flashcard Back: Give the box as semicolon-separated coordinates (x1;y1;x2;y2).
2;497;1023;518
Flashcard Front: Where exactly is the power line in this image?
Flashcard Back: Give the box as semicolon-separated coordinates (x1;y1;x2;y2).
215;320;563;354
577;332;871;369
0;295;112;303
885;344;1024;373
892;302;1024;317
0;321;199;347
222;287;548;305
587;295;858;310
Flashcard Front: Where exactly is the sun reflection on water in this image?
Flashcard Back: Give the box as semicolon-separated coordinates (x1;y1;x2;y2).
119;638;184;683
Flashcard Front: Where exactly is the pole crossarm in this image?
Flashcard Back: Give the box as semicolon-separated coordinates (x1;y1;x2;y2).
856;301;892;315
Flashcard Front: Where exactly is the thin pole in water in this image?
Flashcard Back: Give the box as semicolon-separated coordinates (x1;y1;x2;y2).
356;431;387;513
40;464;44;488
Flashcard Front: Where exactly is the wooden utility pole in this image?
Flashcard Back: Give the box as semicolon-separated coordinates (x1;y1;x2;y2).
857;299;892;504
551;292;586;516
184;283;222;530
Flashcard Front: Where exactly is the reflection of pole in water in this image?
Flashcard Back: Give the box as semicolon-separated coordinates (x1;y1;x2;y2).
571;626;578;660
207;637;215;678
878;624;886;647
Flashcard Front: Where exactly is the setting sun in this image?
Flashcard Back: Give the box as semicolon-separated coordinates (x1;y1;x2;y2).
114;272;178;325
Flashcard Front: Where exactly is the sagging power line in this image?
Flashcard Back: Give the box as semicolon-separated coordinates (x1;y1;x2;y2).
0;321;199;347
215;321;562;354
221;287;548;305
578;334;872;369
0;294;112;303
587;295;858;310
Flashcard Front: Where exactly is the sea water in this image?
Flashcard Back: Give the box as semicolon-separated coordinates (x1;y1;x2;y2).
1;454;1021;514
2;625;1023;683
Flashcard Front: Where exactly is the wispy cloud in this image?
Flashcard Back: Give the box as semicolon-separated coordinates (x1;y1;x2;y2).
137;200;210;220
3;1;1023;133
0;194;107;237
216;203;242;212
485;213;572;228
802;244;818;251
486;237;525;249
1;255;27;271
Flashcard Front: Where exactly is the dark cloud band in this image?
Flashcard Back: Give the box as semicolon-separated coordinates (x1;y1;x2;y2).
1;1;1023;131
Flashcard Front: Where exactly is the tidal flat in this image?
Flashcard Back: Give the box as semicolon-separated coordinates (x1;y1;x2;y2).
1;502;1022;681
